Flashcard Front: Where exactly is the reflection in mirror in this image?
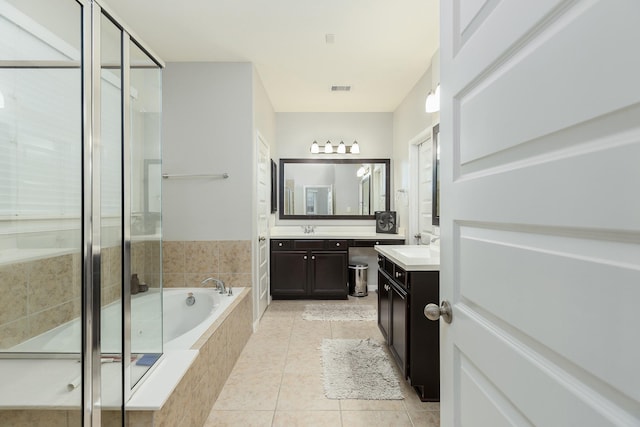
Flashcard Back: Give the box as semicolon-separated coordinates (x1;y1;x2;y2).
279;159;390;219
432;124;440;225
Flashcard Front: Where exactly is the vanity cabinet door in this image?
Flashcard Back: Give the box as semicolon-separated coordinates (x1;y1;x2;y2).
309;250;348;298
270;251;308;298
389;282;408;376
377;271;391;341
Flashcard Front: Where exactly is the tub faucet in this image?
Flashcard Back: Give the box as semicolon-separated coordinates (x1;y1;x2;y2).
430;236;440;244
201;277;226;294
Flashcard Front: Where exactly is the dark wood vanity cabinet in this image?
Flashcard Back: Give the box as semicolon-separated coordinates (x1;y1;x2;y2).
377;254;440;402
271;239;348;299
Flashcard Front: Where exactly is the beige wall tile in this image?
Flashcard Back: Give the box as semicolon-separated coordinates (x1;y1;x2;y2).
218;273;252;288
162;273;185;288
219;241;251;274
162;241;185;274
27;255;74;314
0;262;28;324
0;318;29;349
29;301;76;338
127;411;153;427
0;410;67;427
185;241;219;274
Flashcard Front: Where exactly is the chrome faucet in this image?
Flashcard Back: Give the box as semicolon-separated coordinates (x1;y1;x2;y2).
201;277;226;294
430;236;440;244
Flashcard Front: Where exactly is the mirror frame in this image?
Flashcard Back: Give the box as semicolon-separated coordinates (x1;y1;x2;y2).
279;158;391;220
432;124;440;226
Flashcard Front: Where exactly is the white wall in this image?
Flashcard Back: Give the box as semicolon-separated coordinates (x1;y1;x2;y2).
275;112;393;225
252;68;276;151
162;62;254;240
276;112;393;159
392;50;440;238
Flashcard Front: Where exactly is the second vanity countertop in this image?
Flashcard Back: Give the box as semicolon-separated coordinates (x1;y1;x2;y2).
269;226;404;241
374;245;440;271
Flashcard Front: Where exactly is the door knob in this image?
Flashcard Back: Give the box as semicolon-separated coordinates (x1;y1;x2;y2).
424;300;452;324
258;236;266;242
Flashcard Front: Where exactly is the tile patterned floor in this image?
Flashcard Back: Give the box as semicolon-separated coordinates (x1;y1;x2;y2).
205;295;440;427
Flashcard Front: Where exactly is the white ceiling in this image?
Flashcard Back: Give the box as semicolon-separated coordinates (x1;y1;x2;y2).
102;0;439;113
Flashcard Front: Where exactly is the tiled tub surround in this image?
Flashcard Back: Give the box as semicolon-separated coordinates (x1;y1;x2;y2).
0;250;81;349
162;240;252;289
0;239;159;350
0;287;253;427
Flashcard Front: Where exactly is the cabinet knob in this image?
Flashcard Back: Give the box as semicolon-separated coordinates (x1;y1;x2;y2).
278;242;283;247
312;255;316;260
303;255;307;260
375;241;380;245
336;242;340;246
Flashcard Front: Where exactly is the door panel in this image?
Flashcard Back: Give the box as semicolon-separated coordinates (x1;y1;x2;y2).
311;251;347;296
441;0;640;425
256;134;270;319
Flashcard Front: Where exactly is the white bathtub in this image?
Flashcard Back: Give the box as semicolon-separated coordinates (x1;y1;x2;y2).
0;287;248;410
10;287;242;353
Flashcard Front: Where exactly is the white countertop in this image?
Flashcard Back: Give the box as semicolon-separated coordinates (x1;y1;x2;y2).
374;245;440;271
270;226;405;240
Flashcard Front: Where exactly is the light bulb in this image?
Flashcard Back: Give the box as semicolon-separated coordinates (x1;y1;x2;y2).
324;140;333;154
350;140;360;154
337;141;346;154
310;140;319;153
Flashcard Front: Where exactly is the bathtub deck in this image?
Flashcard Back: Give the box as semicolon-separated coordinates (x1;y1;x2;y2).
0;351;198;410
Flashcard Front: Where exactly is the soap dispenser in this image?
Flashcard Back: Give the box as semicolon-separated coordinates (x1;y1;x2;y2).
131;273;140;295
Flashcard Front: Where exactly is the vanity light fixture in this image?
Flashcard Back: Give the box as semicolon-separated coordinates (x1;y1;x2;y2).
350;140;360;154
425;83;440;113
324;140;333;154
310;140;361;154
310;140;320;153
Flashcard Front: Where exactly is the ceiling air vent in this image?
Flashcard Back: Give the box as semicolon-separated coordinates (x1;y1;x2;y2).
331;85;351;92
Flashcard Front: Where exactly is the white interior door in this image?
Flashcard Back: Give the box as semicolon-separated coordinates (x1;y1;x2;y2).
439;1;640;425
255;133;270;322
417;138;433;244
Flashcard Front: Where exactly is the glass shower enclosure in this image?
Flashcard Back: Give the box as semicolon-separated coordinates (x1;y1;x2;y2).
0;0;163;425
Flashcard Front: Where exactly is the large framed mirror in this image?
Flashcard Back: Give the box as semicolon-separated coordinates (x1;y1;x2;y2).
279;158;390;219
432;124;440;225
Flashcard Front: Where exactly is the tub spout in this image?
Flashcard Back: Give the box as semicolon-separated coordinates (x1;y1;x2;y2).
201;277;226;294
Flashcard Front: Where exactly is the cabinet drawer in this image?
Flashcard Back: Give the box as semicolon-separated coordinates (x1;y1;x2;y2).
327;239;348;249
393;265;407;286
271;239;291;250
293;239;325;250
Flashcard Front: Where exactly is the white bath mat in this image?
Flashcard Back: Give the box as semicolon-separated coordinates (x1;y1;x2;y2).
321;338;403;400
302;304;376;321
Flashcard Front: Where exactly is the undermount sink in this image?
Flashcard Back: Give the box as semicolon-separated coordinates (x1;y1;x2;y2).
393;246;437;258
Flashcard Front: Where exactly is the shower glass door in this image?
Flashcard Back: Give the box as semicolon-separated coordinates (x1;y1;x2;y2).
0;0;83;420
128;37;163;389
99;11;124;420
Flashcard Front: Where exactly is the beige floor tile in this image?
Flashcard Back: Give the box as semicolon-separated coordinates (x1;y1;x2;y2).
283;346;323;374
205;410;274;427
272;410;342;427
277;372;340;411
339;398;405;411
211;297;442;426
341;410;413;427
407;410;440;426
213;373;281;410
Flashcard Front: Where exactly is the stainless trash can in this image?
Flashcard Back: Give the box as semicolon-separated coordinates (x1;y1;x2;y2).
348;263;368;297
